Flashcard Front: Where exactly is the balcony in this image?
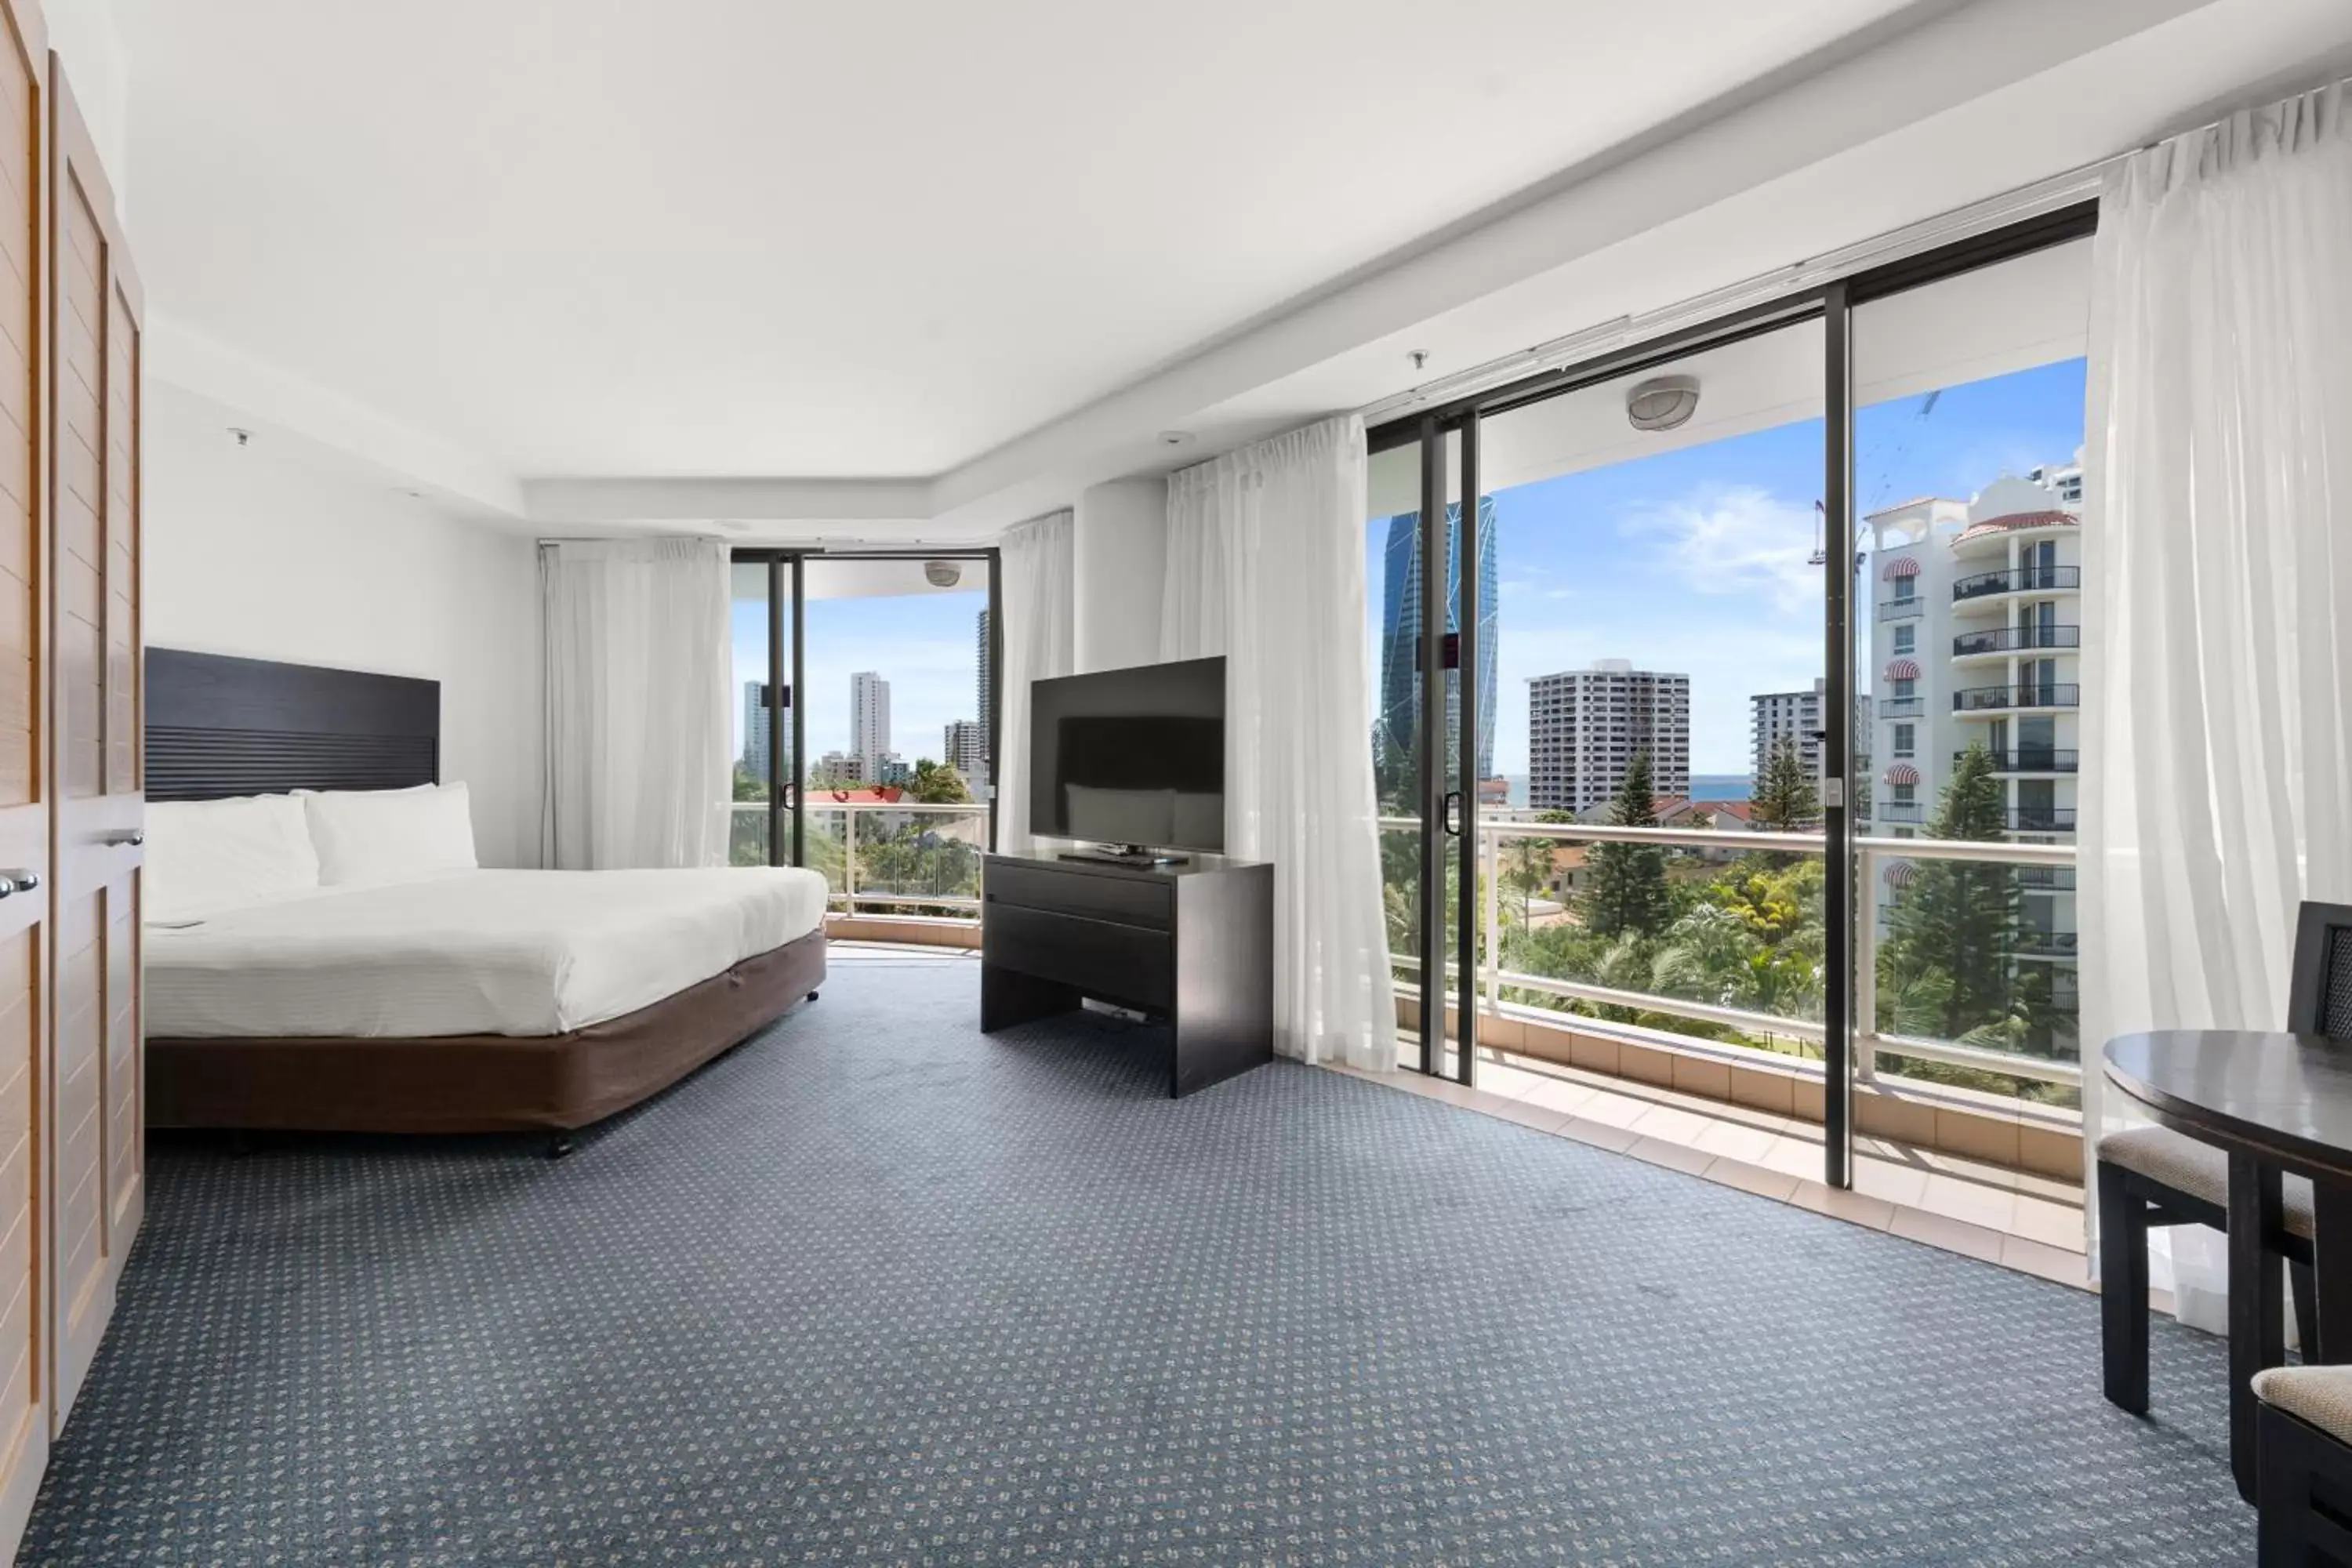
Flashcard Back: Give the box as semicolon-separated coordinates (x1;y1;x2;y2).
1962;747;2081;773
1876;802;1926;824
2016;866;2078;891
1375;815;2084;1218
1878;696;1925;719
1953;683;2080;713
2006;808;2078;833
1953;565;2081;602
1878;597;1924;621
2020;930;2082;958
730;799;988;943
1951;626;2080;658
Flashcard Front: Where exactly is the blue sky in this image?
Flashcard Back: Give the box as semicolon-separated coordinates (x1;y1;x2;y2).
726;355;2087;782
1370;355;2089;777
731;583;989;768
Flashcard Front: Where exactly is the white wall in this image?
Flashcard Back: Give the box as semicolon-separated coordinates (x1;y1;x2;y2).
144;383;543;866
47;0;129;201
1071;477;1167;673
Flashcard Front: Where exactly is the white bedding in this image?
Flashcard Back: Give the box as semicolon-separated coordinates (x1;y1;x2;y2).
146;867;829;1040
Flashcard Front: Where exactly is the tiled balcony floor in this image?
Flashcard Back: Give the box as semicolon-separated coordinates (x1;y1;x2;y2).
1326;1045;2098;1294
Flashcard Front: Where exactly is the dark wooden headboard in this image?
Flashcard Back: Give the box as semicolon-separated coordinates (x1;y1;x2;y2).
145;649;441;802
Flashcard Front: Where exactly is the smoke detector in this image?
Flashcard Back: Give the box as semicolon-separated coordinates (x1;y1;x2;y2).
1626;375;1700;432
924;560;962;588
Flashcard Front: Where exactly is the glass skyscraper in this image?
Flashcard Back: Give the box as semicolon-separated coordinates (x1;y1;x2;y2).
1375;496;1497;804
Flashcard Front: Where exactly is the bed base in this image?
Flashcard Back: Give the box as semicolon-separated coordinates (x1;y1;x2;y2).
147;930;827;1136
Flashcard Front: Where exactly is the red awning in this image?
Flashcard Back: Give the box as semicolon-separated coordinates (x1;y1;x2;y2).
1883;860;1917;889
1881;556;1922;579
1886;659;1921;681
1885;763;1921;786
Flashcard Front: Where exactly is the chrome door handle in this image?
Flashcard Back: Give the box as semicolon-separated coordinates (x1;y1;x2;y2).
0;869;38;895
103;830;143;848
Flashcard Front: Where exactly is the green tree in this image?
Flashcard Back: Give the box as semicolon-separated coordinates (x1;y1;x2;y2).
1880;742;2036;1041
1750;734;1820;832
1581;751;1671;938
1502;837;1553;925
907;757;972;804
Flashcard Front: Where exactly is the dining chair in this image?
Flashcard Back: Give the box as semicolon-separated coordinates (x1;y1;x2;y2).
2252;1364;2352;1564
2096;900;2352;1416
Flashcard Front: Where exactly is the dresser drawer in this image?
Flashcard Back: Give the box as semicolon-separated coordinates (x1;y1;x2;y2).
985;859;1172;930
982;903;1173;1011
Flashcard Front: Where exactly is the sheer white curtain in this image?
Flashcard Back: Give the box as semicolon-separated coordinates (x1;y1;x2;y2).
1162;416;1396;1070
2082;80;2352;1319
540;537;734;869
994;510;1074;855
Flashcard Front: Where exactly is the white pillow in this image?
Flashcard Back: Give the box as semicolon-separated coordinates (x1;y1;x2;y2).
302;782;478;886
144;793;321;924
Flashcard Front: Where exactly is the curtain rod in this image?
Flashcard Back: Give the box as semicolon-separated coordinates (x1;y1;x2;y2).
1356;69;2349;428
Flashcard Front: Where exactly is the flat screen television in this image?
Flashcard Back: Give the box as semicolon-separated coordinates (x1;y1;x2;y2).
1030;656;1225;853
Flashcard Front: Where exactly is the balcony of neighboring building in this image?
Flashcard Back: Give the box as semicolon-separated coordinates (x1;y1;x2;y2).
1961;746;2080;775
1951;564;2082;604
2003;806;2078;833
1952;681;2081;717
1950;625;2080;665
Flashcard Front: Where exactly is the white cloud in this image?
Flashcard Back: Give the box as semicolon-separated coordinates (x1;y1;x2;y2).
1621;484;1823;615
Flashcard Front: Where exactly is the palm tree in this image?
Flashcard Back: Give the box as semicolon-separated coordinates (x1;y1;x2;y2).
1502;837;1553;925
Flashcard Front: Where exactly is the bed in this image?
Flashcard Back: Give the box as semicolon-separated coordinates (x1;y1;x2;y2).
142;649;829;1139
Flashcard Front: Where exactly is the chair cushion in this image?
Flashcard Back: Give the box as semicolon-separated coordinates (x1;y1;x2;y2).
2097;1124;2316;1240
2256;1365;2352;1443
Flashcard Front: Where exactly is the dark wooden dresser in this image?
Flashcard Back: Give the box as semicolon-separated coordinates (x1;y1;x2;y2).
980;851;1274;1097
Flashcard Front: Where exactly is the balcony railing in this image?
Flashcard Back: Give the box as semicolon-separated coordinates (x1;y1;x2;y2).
1878;597;1924;621
1875;802;1925;823
1952;626;2081;656
1965;747;2080;773
2005;808;2078;833
1953;564;2081;601
1381;815;2080;1093
1953;683;2081;712
730;800;988;918
1878;697;1925;718
2016;866;2078;891
2020;931;2082;957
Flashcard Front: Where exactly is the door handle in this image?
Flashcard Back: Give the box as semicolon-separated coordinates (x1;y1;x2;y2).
0;869;37;896
104;830;143;848
1442;790;1464;837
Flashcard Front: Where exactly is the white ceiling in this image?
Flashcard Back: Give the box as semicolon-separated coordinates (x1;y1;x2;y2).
117;0;1921;481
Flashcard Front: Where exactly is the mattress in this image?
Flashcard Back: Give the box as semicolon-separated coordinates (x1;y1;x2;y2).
146;867;829;1039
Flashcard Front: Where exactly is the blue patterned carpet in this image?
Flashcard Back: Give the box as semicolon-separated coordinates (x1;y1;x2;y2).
20;954;2251;1565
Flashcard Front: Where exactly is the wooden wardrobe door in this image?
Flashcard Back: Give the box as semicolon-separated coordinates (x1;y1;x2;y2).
0;0;42;1551
45;57;134;1430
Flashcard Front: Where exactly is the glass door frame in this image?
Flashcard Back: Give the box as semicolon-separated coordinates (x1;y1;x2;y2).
1363;200;2096;1189
729;547;1004;871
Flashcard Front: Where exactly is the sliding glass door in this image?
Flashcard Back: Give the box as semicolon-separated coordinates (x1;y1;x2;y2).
1365;426;1484;1080
1361;203;2093;1189
730;551;1001;926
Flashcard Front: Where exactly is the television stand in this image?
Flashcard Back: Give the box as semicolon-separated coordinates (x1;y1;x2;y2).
1059;844;1189;869
981;851;1273;1097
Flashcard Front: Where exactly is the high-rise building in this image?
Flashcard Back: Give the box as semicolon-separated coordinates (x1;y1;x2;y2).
1374;496;1498;801
851;671;891;782
1527;660;1690;816
740;679;773;781
975;610;993;751
1866;463;2082;989
942;719;985;784
1748;677;1873;786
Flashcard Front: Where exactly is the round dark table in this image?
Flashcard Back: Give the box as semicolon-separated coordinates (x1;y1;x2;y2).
2106;1029;2352;1501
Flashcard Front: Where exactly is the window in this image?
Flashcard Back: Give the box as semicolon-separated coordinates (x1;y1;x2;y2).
1893;623;1915;654
1893;723;1915;758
